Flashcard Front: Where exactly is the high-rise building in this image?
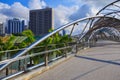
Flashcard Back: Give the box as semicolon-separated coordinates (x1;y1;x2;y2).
7;18;25;34
0;22;5;35
62;29;66;36
29;8;54;36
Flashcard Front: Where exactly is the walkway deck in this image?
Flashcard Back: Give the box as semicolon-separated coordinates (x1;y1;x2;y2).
31;40;120;80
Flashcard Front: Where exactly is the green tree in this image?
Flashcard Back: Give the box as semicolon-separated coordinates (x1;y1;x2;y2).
0;35;16;60
32;29;73;65
22;29;35;45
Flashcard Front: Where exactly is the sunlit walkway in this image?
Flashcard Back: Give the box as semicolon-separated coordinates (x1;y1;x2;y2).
31;40;120;80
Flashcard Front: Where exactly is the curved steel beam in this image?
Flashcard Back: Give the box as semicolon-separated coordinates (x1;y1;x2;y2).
77;0;120;42
86;17;120;35
87;0;120;31
0;16;116;71
16;16;117;57
96;0;120;15
88;27;120;41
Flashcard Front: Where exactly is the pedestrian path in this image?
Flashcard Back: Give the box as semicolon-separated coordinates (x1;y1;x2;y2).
31;40;120;80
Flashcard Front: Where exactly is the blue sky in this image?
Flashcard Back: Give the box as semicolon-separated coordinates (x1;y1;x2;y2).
0;0;115;27
0;0;29;6
0;0;73;7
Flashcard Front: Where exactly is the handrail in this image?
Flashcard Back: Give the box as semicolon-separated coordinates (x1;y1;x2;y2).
0;46;73;66
0;42;76;54
0;44;77;79
0;0;120;79
11;16;116;57
0;16;118;71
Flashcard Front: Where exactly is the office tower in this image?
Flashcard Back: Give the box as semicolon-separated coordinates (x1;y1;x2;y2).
62;29;66;35
0;22;5;35
7;18;25;34
29;8;54;36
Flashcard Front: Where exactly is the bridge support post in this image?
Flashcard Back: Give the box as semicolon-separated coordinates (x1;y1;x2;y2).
18;60;21;71
30;57;33;66
45;53;48;66
88;40;90;48
65;49;67;58
76;44;78;54
6;68;9;76
74;44;78;56
23;58;28;72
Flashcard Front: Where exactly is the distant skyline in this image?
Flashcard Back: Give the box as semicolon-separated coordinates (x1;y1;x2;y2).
0;0;115;28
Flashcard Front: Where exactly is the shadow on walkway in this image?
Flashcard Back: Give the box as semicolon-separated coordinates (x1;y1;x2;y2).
84;52;120;57
71;64;107;80
71;55;120;80
75;55;120;66
95;42;120;47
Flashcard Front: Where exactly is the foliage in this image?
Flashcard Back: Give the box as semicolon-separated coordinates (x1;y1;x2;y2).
32;29;73;64
0;35;15;51
0;30;35;60
0;29;73;65
22;29;35;44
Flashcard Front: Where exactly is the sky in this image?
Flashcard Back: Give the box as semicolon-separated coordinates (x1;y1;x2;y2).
0;0;115;28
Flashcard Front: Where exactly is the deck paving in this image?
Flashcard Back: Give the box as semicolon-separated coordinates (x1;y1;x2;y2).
31;40;120;80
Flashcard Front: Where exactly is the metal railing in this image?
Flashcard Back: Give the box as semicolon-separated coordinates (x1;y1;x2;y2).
0;42;74;79
0;16;120;79
0;40;93;79
0;16;118;77
0;42;76;61
0;36;118;79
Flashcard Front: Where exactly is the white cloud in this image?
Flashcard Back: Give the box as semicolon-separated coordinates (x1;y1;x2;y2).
0;0;47;23
53;0;104;28
84;0;114;7
66;0;116;16
69;0;115;7
54;5;78;28
0;2;10;9
69;4;91;20
0;0;118;31
0;13;8;22
0;2;9;22
0;2;29;22
29;0;46;9
51;0;117;29
8;2;29;19
87;6;99;17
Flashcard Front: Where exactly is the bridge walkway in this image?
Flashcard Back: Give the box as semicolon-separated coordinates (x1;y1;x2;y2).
31;40;120;80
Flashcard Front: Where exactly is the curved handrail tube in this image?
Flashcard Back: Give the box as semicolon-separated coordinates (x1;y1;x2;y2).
0;1;120;78
0;16;116;71
88;27;120;40
96;0;120;15
14;16;115;58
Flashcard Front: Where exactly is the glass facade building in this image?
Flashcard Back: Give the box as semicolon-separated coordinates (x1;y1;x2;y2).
0;23;5;35
29;8;54;36
7;18;25;34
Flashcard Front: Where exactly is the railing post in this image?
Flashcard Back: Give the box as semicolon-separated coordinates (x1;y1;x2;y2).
6;52;8;59
88;40;90;48
18;60;21;71
30;57;32;66
76;44;78;54
23;58;27;72
10;65;12;74
74;44;78;56
6;68;9;76
45;53;48;66
65;48;67;58
65;53;67;57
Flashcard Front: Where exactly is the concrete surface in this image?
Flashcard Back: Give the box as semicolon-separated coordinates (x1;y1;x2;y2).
31;40;120;80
